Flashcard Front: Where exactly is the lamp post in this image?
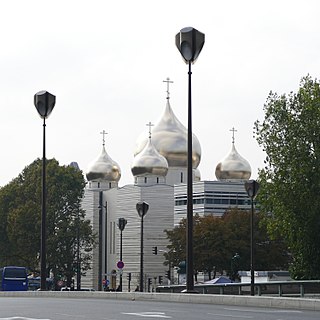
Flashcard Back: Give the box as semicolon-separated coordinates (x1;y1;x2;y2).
34;90;56;291
176;27;204;293
118;217;127;292
136;201;149;292
244;179;260;296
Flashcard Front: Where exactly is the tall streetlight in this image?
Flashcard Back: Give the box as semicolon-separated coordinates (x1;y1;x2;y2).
136;201;149;292
34;90;56;291
176;27;205;293
118;217;127;291
244;179;260;296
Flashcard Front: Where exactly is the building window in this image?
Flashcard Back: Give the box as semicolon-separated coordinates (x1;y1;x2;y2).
144;177;147;184
109;182;112;188
109;222;112;254
98;182;100;188
157;177;159;184
180;172;183;183
113;222;116;254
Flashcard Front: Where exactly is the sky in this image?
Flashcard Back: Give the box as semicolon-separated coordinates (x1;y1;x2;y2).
0;0;319;188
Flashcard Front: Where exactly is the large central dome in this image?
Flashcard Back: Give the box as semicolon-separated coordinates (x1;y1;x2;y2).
134;99;201;168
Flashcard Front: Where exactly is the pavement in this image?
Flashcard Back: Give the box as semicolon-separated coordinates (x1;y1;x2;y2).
1;291;320;311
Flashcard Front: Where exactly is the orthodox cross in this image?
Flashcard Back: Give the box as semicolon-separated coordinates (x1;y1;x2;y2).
146;121;154;139
230;127;237;144
100;130;108;146
163;77;174;99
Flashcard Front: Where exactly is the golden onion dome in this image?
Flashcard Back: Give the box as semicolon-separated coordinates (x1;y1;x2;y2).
134;99;201;168
86;146;121;182
194;168;201;181
131;138;168;177
215;143;251;180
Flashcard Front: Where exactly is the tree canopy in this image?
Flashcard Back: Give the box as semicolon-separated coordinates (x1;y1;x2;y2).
165;209;289;280
0;158;96;286
254;75;320;279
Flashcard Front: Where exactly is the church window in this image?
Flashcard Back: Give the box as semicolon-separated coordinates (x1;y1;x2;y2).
98;182;100;188
145;177;147;184
109;182;111;188
109;222;112;254
157;177;159;183
180;172;183;183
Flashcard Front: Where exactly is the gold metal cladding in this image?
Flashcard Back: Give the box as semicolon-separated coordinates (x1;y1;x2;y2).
131;139;168;176
86;146;121;182
215;144;251;180
135;100;201;168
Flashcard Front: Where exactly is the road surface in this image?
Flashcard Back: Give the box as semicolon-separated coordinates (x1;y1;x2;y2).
0;297;318;320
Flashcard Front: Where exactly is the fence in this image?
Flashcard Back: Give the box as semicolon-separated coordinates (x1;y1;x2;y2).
156;280;320;298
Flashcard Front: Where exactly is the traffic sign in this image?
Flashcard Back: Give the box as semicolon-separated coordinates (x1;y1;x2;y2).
117;261;124;269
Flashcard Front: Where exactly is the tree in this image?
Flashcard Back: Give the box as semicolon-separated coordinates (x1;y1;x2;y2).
254;75;320;279
164;209;288;279
0;158;96;287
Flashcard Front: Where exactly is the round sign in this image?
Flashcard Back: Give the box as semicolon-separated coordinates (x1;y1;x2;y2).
117;261;124;269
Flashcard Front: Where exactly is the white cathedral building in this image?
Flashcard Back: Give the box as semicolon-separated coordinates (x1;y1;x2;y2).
80;85;252;291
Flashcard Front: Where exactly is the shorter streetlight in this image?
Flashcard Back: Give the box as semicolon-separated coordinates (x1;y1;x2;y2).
34;90;56;291
118;217;127;292
244;180;260;296
136;201;149;292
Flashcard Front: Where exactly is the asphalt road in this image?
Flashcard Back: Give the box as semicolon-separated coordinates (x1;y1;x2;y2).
0;297;319;320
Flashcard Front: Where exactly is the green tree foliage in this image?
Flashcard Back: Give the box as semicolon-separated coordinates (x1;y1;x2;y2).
165;209;288;279
0;158;96;286
254;76;320;279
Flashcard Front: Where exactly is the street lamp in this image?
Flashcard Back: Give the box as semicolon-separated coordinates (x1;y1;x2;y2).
136;201;149;292
34;90;56;291
176;27;205;293
244;179;260;296
118;217;127;292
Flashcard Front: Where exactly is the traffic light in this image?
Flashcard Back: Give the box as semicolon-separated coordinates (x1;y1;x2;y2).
148;278;152;286
127;272;131;281
158;275;163;284
165;269;171;280
152;246;158;255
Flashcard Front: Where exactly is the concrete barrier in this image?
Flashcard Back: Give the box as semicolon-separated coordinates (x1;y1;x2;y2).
0;291;319;311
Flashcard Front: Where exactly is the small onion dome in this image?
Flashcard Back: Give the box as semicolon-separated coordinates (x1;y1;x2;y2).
131;138;168;177
69;161;80;171
134;100;201;168
194;168;201;182
86;146;121;182
215;144;251;180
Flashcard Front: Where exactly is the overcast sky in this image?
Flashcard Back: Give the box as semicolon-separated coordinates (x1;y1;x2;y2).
0;0;319;188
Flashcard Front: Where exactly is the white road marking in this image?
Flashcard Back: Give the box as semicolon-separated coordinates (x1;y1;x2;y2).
0;317;51;320
122;312;172;318
208;313;253;319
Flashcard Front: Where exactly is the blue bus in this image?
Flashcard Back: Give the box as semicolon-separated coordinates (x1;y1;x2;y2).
0;266;28;291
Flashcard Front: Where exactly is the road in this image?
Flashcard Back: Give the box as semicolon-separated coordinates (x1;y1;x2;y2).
0;297;319;320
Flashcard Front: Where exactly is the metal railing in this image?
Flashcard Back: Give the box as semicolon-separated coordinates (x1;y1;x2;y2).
156;280;320;298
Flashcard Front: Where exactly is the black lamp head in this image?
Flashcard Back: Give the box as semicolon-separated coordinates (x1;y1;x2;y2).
136;201;149;218
176;27;205;64
34;90;56;119
244;180;260;199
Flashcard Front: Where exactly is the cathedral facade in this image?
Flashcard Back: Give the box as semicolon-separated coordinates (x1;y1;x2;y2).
80;91;252;291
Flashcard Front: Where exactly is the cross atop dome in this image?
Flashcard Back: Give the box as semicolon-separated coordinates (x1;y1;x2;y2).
163;77;173;100
146;121;154;139
100;130;108;147
229;127;237;144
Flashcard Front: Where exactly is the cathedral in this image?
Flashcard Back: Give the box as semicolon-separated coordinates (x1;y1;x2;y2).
80;81;252;291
